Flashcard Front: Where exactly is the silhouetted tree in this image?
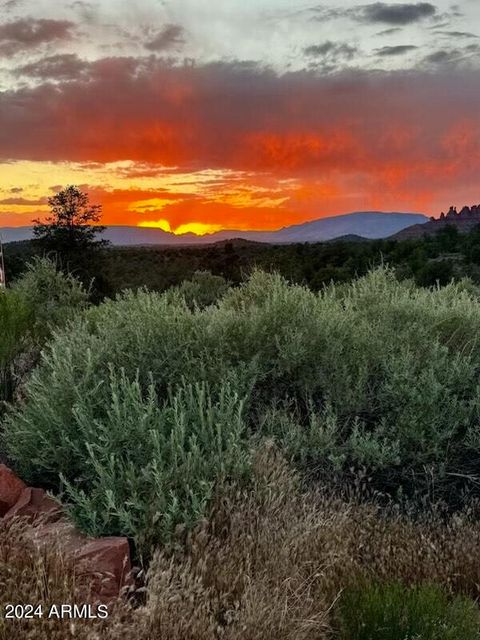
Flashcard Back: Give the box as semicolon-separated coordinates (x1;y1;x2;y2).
33;186;110;299
33;186;108;259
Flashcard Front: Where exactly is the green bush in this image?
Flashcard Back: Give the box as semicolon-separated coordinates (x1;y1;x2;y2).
169;270;230;309
12;256;88;339
337;582;480;639
9;368;249;557
0;290;33;405
6;266;480;539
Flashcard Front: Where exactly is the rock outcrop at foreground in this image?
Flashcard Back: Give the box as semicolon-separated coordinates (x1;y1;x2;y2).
392;204;480;240
0;464;132;601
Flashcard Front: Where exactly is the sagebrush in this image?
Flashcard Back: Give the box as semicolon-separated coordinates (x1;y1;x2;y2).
6;268;480;519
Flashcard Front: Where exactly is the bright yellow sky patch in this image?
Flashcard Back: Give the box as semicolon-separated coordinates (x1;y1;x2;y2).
139;219;223;236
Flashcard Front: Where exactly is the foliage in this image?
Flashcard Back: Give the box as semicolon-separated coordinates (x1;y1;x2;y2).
33;185;107;255
0;289;33;405
6;368;249;557
12;257;89;339
3;451;480;639
30;185;109;298
170;270;230;309
6;267;480;516
337;582;480;640
8;223;480;297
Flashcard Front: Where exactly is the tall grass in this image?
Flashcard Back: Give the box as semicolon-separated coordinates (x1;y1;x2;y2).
2;450;480;639
337;582;480;640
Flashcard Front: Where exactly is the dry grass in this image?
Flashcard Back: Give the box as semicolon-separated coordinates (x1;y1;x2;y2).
2;448;480;639
0;518;131;640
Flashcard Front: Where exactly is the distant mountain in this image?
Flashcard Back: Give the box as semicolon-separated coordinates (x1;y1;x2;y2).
326;234;370;243
392;204;480;240
268;212;427;242
0;211;427;246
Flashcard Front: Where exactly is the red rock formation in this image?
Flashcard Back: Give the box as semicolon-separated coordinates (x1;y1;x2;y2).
0;465;132;601
392;203;480;240
76;538;132;600
4;487;63;521
0;464;26;516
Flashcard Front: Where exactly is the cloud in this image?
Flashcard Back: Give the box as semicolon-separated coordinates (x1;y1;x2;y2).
0;18;75;54
0;0;22;12
422;45;480;67
435;31;479;39
357;2;437;25
304;42;358;60
18;54;89;80
376;45;418;56
0;57;479;218
0;196;47;205
309;3;437;30
377;27;402;35
145;24;184;51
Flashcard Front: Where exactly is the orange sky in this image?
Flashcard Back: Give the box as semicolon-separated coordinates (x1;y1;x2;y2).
1;5;480;232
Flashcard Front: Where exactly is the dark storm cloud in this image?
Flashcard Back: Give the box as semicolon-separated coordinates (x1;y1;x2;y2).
376;45;418;56
18;54;89;80
145;24;184;51
0;18;75;54
304;41;358;60
357;2;437;25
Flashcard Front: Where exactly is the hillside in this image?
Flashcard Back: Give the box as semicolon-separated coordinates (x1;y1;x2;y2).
392;204;480;240
1;211;427;246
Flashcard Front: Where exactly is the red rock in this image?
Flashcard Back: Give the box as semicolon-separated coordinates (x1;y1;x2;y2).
0;467;132;600
0;464;26;516
29;524;132;600
75;537;132;600
29;520;82;549
4;487;62;522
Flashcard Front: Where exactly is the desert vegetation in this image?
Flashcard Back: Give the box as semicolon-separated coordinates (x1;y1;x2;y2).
7;220;480;297
2;255;480;637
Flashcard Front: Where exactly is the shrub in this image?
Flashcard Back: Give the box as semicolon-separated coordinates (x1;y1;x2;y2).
0;289;33;405
12;256;89;339
337;582;480;640
7;266;480;532
7;369;250;557
170;270;230;309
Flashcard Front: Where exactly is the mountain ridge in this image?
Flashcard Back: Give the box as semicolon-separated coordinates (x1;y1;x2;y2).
1;211;427;246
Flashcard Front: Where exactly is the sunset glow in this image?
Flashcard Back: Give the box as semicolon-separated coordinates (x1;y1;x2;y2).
1;1;479;233
138;219;223;236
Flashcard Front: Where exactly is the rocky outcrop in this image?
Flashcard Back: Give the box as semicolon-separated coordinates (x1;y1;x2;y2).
0;464;26;515
392;203;480;240
4;486;63;521
0;464;132;601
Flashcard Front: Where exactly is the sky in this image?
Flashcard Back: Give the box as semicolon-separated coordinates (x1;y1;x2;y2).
0;0;479;234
